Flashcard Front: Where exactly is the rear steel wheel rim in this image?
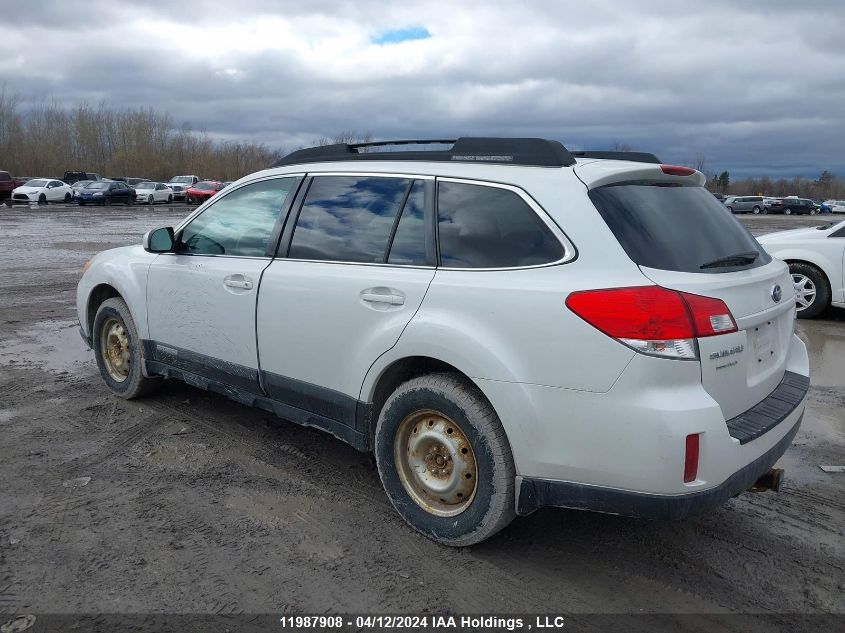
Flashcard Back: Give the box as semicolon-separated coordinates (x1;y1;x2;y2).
394;409;477;517
792;273;816;311
100;317;131;382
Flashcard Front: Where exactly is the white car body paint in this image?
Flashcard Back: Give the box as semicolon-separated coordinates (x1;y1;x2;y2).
758;220;845;309
77;154;810;509
135;183;174;204
12;180;72;202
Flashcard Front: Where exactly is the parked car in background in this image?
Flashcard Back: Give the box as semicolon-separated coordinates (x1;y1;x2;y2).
75;180;135;206
724;196;765;214
135;182;174;205
71;180;94;193
0;171;27;200
12;178;73;204
166;175;200;201
768;198;817;215
185;180;225;204
823;199;845;213
77;137;809;546
112;177;148;186
63;171;103;185
758;219;845;318
711;192;725;202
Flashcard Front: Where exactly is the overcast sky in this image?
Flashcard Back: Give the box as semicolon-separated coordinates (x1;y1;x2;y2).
1;0;843;178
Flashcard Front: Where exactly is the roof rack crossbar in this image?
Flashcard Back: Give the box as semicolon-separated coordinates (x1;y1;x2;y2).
272;137;577;168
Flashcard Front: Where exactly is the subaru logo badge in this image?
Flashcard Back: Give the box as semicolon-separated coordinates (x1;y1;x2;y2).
772;284;782;303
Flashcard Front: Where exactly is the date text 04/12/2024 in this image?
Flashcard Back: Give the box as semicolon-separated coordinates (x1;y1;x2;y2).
277;615;567;630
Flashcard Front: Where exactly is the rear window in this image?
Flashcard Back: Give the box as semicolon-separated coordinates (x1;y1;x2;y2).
589;184;770;273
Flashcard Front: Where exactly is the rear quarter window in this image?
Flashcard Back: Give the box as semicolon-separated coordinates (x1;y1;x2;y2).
589;184;770;274
437;181;564;268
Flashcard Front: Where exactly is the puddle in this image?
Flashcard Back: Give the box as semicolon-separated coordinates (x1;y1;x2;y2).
796;319;845;389
0;319;94;375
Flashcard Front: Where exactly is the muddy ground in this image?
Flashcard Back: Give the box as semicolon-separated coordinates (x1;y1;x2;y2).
0;205;843;627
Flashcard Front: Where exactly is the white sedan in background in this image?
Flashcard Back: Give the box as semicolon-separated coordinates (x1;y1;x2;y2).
11;178;73;204
134;182;174;205
758;219;845;318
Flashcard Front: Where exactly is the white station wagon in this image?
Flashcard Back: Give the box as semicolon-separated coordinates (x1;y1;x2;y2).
77;138;810;545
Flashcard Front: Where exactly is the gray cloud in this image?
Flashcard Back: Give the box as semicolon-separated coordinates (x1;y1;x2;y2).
1;0;843;177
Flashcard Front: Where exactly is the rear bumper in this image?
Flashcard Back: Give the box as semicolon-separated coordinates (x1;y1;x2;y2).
517;410;803;518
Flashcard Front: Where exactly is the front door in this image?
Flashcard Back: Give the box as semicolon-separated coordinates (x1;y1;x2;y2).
146;176;300;392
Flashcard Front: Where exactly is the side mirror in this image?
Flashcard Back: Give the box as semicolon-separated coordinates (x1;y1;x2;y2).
143;227;175;253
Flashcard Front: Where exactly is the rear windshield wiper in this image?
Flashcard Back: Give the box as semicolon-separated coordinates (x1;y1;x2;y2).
700;251;759;269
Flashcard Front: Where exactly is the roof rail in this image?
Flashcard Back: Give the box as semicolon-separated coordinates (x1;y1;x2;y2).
272;137;577;168
571;150;662;164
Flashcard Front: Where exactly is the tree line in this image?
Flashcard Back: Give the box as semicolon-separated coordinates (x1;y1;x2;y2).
3;96;840;197
0;90;283;182
707;169;844;200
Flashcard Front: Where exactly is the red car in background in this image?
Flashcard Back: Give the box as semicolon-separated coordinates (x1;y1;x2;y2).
185;181;225;204
0;171;27;201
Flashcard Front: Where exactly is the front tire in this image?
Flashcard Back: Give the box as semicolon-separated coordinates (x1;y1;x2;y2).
727;206;734;213
374;373;515;546
38;194;46;204
167;194;173;203
147;194;154;205
92;298;159;399
64;192;71;202
790;263;830;319
784;208;792;215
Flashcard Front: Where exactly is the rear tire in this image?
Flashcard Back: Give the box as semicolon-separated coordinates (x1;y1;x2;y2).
374;373;516;546
752;206;761;214
789;262;830;319
784;208;792;215
92;297;160;399
64;192;71;202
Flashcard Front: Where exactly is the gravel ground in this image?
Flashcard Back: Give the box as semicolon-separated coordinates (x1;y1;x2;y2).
0;205;843;628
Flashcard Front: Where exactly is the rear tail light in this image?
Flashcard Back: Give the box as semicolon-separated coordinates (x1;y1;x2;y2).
660;164;697;177
684;434;700;483
565;286;737;360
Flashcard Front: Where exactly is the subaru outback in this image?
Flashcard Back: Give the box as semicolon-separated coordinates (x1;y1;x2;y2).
77;138;809;545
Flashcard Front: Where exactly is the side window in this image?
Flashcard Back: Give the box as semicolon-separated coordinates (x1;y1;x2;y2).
388;180;427;265
179;177;297;257
437;181;564;268
288;176;410;263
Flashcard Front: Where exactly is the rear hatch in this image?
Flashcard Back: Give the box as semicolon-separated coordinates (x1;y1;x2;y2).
577;161;796;421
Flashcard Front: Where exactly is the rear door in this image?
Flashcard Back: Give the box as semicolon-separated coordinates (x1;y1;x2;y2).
146;176;300;391
585;178;796;420
256;174;436;432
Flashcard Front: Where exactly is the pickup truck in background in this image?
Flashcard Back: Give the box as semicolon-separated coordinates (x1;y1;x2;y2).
0;171;26;200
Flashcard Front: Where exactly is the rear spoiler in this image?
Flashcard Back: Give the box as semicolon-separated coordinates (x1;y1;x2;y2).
571;151;662;164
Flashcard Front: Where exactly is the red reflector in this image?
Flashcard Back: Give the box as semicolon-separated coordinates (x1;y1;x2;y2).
566;287;737;341
684;434;700;483
660;164;696;176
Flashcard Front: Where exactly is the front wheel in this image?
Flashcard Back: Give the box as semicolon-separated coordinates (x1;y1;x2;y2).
167;194;173;203
727;206;734;213
374;373;516;546
92;298;159;399
784;208;792;215
147;194;154;205
104;196;112;206
790;263;830;319
38;194;47;204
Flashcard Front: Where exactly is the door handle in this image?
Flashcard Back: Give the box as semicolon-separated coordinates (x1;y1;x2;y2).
360;291;404;305
223;277;253;290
